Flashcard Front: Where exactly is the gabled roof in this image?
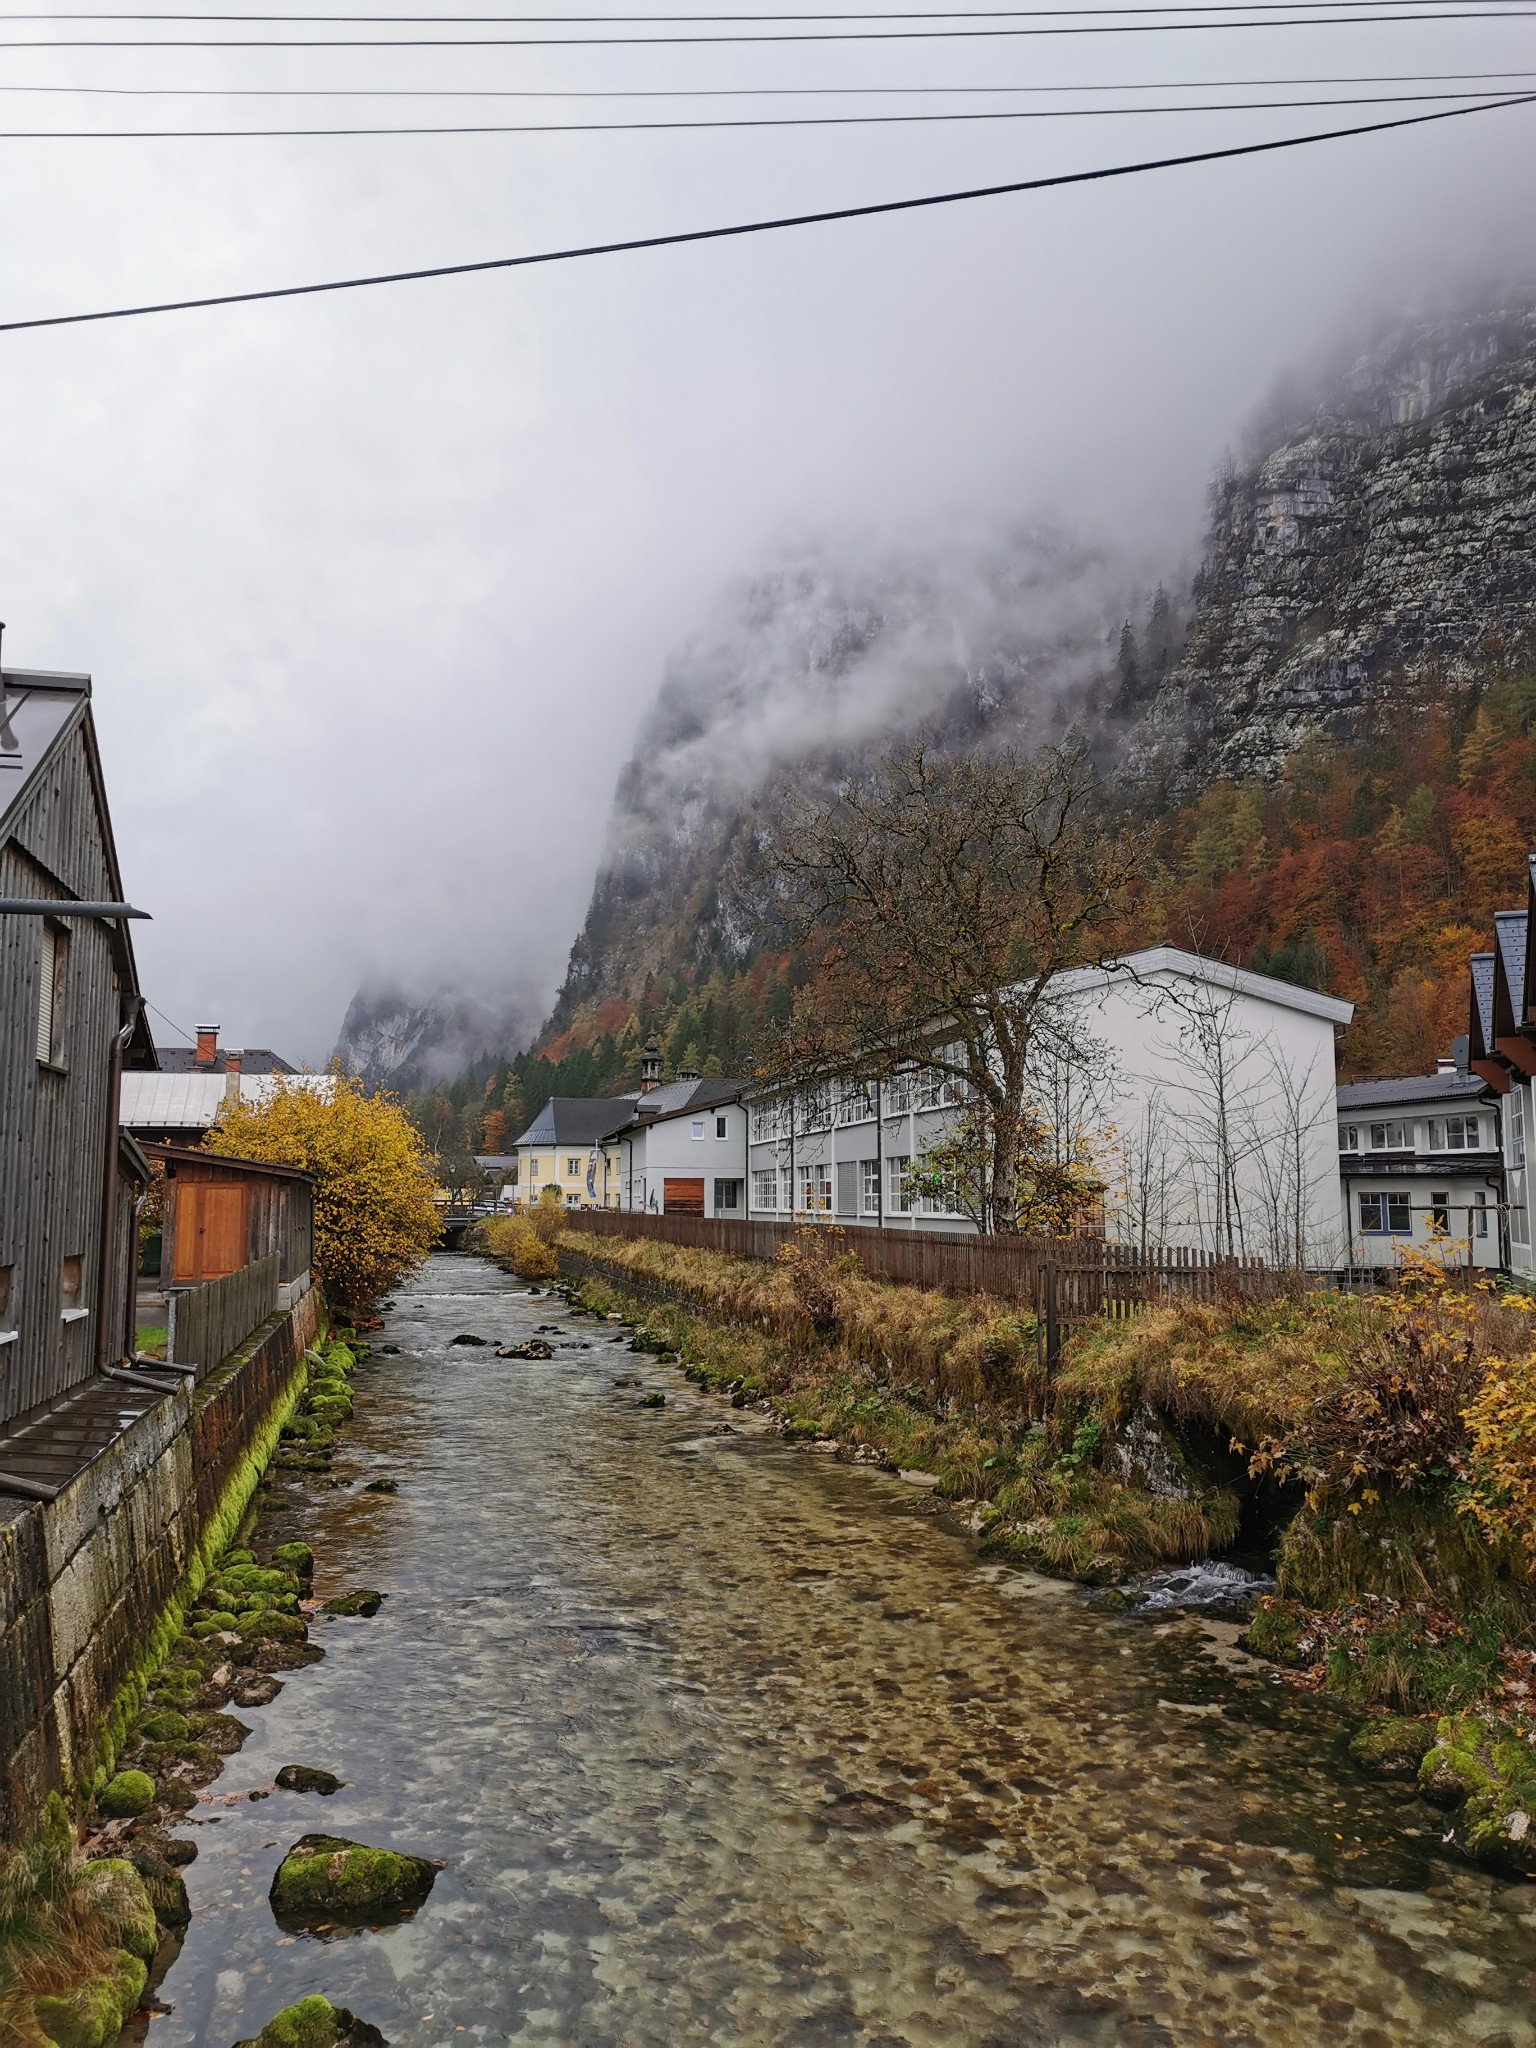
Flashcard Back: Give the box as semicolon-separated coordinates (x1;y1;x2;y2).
1054;945;1355;1027
119;1071;333;1131
1470;952;1497;1060
1337;1074;1491;1111
511;1096;638;1148
141;1141;316;1185
1493;910;1528;1039
157;1047;297;1075
604;1080;747;1138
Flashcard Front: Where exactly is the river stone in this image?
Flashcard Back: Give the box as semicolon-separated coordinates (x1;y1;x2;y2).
1350;1715;1435;1778
34;1968;133;2048
637;1392;666;1409
97;1771;156;1819
275;1765;345;1795
74;1858;158;1961
363;1478;398;1494
269;1834;438;1926
273;1542;315;1580
449;1332;488;1346
323;1590;385;1617
232;1993;388;2048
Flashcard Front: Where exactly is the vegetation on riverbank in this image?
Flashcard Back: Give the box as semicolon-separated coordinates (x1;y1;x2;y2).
553;1227;1536;1876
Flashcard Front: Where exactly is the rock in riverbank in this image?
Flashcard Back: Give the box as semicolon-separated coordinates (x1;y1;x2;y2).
269;1835;439;1926
233;1994;388;2047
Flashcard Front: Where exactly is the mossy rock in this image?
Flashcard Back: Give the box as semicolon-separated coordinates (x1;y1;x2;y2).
232;1993;388;2048
637;1392;666;1410
74;1859;158;1961
269;1834;438;1926
1419;1742;1495;1807
273;1541;315;1578
323;1344;357;1374
323;1590;385;1618
1350;1715;1435;1778
362;1478;398;1495
152;1664;203;1699
237;1610;309;1644
97;1771;156;1819
1462;1787;1536;1873
275;1764;344;1795
34;1974;126;2048
137;1710;193;1745
1238;1597;1309;1667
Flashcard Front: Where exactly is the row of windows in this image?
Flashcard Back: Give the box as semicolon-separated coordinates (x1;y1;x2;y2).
749;1155;962;1218
1340;1114;1486;1155
749;1064;963;1142
1358;1192;1489;1236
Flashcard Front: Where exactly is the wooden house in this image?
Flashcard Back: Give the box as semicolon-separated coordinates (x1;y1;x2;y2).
142;1145;314;1290
0;666;156;1436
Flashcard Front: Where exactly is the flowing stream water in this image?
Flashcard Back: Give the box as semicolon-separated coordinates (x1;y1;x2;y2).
142;1253;1536;2047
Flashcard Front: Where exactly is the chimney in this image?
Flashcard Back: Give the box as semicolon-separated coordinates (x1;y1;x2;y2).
224;1050;243;1105
194;1024;220;1069
640;1035;662;1094
678;1067;701;1084
1436;1057;1456;1076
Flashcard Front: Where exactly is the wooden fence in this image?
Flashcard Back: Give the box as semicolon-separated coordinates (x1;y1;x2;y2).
561;1209;1280;1360
168;1254;280;1381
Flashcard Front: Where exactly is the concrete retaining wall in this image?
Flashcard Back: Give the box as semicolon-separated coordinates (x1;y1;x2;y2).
0;1283;321;1842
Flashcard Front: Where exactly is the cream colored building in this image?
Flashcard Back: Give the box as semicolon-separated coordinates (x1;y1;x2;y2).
509;1095;634;1209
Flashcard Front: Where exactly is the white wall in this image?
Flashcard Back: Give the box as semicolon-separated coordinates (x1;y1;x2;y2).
620;1104;748;1217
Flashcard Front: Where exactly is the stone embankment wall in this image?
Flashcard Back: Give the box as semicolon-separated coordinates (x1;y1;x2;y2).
0;1284;321;1844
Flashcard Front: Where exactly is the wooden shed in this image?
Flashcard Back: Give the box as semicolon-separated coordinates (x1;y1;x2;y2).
143;1146;314;1288
0;667;157;1436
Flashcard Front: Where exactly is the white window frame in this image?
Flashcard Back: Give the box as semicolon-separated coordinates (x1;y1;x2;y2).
859;1159;881;1214
1359;1190;1412;1235
1368;1120;1412;1152
799;1163;832;1216
885;1154;913;1215
1340;1125;1360;1153
752;1168;779;1212
690;1120;705;1140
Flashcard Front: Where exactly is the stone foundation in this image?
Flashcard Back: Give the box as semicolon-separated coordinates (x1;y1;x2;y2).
0;1284;321;1843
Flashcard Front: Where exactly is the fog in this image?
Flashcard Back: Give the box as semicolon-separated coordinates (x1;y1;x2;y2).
1;3;1532;1064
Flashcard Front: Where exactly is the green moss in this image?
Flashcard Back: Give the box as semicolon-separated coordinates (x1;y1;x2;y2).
236;1610;308;1643
33;1975;124;2048
107;1945;148;2017
1276;1494;1504;1607
72;1860;157;1963
240;1996;350;2048
273;1542;315;1578
268;1834;437;1922
323;1343;357;1375
135;1711;191;1745
97;1772;155;1819
1239;1597;1309;1666
322;1590;384;1618
1349;1715;1435;1777
1419;1742;1495;1806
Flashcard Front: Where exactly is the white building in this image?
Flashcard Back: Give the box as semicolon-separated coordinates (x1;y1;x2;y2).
744;946;1354;1262
602;1081;748;1218
1336;1067;1503;1269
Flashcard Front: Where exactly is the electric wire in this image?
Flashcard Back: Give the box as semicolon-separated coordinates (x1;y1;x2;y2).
0;85;1520;129
0;90;1529;334
0;7;1531;40
6;0;1533;17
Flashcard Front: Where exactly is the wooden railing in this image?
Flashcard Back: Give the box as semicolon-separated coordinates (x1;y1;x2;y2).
168;1254;281;1381
561;1209;1279;1360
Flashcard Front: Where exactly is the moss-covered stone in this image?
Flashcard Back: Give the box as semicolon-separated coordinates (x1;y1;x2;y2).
1238;1597;1309;1667
107;1946;148;2018
97;1771;156;1819
323;1590;384;1618
273;1542;314;1579
1419;1717;1498;1807
232;1993;387;2047
136;1710;193;1745
1462;1786;1536;1873
1349;1715;1435;1778
269;1834;438;1925
275;1764;344;1795
237;1609;308;1643
33;1975;125;2048
73;1858;158;1962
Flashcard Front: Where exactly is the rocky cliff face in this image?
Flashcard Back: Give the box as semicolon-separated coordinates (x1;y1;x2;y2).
331;982;542;1095
1137;296;1536;782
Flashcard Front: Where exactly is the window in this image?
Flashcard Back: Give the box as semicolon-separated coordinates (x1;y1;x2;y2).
1475;1192;1489;1238
713;1178;743;1213
1430;1192;1450;1235
1515;1091;1528;1171
886;1072;912;1115
60;1253;88;1321
750;1100;780;1143
690;1120;705;1140
752;1168;779;1212
1340;1125;1360;1153
716;1116;728;1139
1368;1121;1411;1152
0;1264;13;1347
528;1158;540;1181
886;1154;912;1215
836;1080;876;1126
565;1157;582;1177
1428;1115;1482;1151
801;1085;831;1132
860;1159;881;1214
799;1163;832;1216
1360;1192;1412;1235
35;919;69;1067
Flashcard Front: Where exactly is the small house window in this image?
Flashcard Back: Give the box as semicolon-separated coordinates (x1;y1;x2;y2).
60;1253;88;1320
35;919;70;1067
752;1168;779;1212
713;1178;742;1213
1340;1125;1360;1152
886;1154;912;1215
716;1116;728;1139
1428;1115;1481;1152
860;1159;881;1213
1429;1192;1450;1235
1368;1120;1411;1152
691;1120;705;1140
528;1158;540;1181
1475;1192;1489;1238
1514;1093;1528;1171
799;1164;831;1215
565;1157;582;1177
1360;1192;1411;1235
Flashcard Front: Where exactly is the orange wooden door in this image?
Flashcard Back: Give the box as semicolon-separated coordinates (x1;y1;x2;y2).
175;1183;248;1281
663;1178;705;1216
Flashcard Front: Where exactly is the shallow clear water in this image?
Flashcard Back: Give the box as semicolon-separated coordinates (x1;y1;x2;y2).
144;1254;1536;2047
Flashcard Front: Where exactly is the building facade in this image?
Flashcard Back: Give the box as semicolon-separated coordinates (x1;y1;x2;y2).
744;946;1353;1261
509;1096;633;1208
1336;1067;1503;1269
603;1088;748;1216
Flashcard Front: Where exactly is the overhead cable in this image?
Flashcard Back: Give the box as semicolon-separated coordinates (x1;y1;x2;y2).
0;91;1530;335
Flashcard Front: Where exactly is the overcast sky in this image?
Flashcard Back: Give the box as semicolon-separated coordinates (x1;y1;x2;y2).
2;2;1532;1062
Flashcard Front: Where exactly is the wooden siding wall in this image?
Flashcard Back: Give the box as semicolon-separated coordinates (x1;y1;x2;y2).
168;1254;281;1381
163;1163;313;1285
0;711;129;1432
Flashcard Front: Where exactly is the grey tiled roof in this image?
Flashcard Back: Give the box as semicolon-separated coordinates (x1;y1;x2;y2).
157;1047;297;1075
512;1096;639;1148
1337;1075;1489;1110
1496;909;1528;1021
1471;953;1496;1053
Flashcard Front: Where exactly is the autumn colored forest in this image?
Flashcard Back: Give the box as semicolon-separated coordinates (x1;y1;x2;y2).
415;643;1536;1156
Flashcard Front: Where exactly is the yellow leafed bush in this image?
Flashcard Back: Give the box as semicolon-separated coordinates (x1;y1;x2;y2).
1463;1346;1536;1564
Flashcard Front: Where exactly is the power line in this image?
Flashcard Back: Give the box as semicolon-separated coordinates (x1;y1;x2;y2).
0;85;1518;129
0;64;1530;90
0;7;1530;39
0;91;1529;334
7;1;1533;17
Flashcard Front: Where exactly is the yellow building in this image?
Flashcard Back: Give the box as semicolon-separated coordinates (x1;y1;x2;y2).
510;1095;632;1209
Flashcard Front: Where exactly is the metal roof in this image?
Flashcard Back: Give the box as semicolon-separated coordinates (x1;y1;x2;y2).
604;1078;747;1137
141;1141;316;1184
1495;909;1528;1023
1337;1075;1490;1111
512;1096;639;1148
119;1071;333;1130
1472;952;1497;1054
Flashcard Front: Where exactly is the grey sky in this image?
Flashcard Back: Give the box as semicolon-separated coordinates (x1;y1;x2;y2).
1;4;1532;1063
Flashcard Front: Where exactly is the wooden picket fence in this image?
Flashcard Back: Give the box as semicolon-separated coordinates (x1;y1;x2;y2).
168;1254;280;1382
561;1209;1280;1363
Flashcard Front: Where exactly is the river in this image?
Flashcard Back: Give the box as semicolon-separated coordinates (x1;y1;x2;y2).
142;1252;1536;2047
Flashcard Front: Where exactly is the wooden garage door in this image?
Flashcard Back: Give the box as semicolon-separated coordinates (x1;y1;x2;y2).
663;1178;705;1216
173;1183;248;1282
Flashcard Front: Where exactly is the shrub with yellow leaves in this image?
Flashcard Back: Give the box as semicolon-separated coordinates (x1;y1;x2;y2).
1462;1344;1536;1565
